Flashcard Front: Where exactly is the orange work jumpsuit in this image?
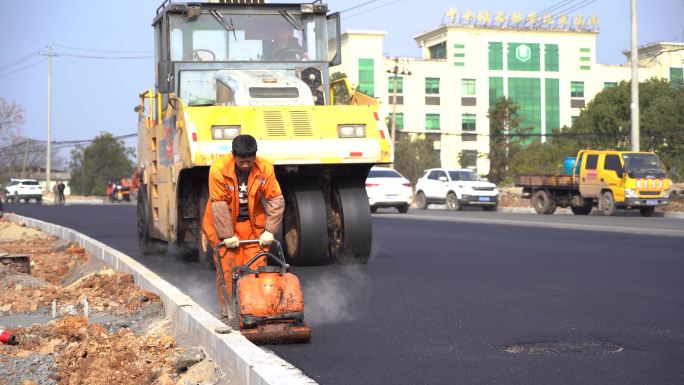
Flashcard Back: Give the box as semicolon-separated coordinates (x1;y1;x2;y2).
202;154;284;316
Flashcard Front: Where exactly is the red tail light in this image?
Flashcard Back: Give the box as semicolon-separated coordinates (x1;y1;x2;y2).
403;183;411;187
365;183;379;187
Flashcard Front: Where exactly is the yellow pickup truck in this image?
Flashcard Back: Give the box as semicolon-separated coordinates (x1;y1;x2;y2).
515;150;672;217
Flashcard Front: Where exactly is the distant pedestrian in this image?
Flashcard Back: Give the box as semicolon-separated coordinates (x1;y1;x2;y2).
57;181;66;205
52;183;60;205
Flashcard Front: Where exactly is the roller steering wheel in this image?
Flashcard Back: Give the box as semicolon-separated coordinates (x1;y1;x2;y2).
192;49;216;61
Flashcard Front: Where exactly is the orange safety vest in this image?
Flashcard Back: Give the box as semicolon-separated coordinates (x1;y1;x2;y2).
202;154;282;247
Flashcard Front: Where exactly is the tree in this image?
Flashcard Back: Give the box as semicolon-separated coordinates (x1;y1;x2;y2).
487;96;523;184
0;98;24;148
330;71;352;105
569;78;684;180
69;132;135;195
0;98;26;183
394;133;440;184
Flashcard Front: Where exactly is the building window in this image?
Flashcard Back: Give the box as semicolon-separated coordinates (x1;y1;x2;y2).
389;112;404;130
571;81;584;98
508;77;542;140
489;77;504;107
488;42;503;70
358;58;375;96
462;114;476;131
426;113;440;130
545;78;560;133
544;44;558;72
461;150;478;168
461;79;476;96
388;76;404;93
428;42;446;59
604;82;617;89
670;67;683;89
507;43;540;71
425;78;440;94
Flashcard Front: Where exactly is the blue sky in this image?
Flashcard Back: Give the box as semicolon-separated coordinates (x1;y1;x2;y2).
0;0;682;164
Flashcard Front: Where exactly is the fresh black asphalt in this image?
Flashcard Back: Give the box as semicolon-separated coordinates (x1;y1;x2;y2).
5;203;684;385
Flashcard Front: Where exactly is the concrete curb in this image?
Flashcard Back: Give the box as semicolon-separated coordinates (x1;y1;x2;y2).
7;213;316;385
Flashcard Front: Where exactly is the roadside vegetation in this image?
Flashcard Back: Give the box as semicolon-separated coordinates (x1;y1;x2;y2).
488;78;684;184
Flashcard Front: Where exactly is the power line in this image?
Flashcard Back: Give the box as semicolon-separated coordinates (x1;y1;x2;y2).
340;0;383;13
0;58;47;78
346;0;402;20
0;133;138;152
44;52;153;60
0;46;46;71
52;44;152;54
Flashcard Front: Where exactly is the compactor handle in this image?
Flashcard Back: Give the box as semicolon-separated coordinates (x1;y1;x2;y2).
214;239;289;274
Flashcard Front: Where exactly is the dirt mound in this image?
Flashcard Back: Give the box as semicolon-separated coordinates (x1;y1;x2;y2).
0;221;48;241
0;219;222;384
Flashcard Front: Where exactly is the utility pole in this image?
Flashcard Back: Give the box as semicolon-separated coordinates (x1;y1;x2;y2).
46;45;53;191
386;58;410;168
21;139;29;178
630;0;640;151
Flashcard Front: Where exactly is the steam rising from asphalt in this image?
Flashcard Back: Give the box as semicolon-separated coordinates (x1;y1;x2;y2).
302;263;370;327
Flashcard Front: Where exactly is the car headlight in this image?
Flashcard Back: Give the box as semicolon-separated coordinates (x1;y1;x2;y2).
624;188;638;198
212;125;240;140
338;124;366;138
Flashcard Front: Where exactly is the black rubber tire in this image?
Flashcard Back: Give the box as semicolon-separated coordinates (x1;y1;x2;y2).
330;178;372;265
370;206;378;213
282;180;330;266
571;200;593;215
137;185;166;255
532;190;556;214
446;192;461;211
639;206;655;217
397;204;409;214
482;205;498;212
600;191;617;216
415;191;427;210
197;183;215;269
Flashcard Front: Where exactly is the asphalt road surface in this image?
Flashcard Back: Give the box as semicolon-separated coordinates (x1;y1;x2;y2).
5;203;684;385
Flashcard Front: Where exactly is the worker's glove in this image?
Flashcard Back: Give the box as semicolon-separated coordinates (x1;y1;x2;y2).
223;236;240;249
259;231;274;248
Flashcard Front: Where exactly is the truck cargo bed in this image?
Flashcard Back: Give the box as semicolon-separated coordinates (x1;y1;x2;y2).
515;174;578;189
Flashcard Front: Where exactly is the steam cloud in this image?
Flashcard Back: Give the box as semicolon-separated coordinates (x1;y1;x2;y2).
302;265;370;326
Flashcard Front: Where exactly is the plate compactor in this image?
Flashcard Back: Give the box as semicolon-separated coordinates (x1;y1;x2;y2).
213;239;311;344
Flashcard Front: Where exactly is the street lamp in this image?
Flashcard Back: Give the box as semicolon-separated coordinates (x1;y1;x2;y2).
386;58;410;167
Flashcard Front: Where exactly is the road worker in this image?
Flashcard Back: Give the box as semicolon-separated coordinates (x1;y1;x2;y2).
201;134;285;322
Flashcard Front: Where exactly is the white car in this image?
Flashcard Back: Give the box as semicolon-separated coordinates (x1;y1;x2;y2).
414;168;499;211
365;167;413;213
4;179;43;203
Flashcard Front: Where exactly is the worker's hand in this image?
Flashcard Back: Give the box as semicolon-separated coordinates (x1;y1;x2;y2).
223;236;240;249
259;231;274;248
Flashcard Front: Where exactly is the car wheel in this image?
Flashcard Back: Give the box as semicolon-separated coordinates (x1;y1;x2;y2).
600;191;617;216
416;192;427;210
397;204;409;214
370;206;377;213
446;192;461;211
639;206;655;217
532;190;556;214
